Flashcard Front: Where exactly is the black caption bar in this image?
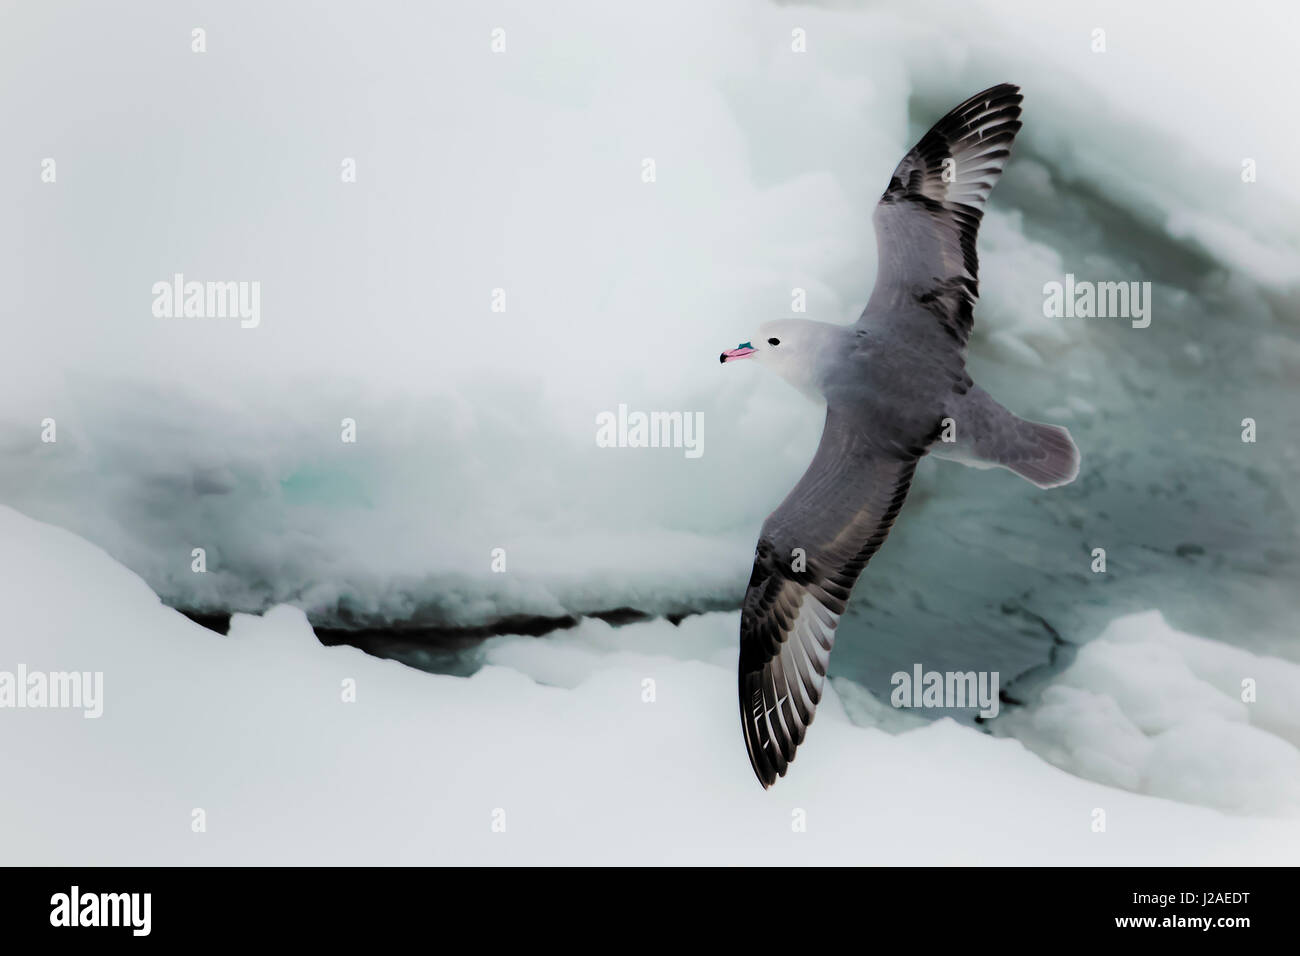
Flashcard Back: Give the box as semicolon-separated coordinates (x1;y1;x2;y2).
0;866;1286;942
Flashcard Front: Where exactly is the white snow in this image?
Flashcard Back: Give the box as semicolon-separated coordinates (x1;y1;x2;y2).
2;505;1297;864
996;611;1300;816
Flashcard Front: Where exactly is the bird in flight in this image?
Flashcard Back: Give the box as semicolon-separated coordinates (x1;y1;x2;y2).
719;84;1079;788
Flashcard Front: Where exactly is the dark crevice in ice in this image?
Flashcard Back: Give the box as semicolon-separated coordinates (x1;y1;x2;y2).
165;600;714;678
177;608;232;636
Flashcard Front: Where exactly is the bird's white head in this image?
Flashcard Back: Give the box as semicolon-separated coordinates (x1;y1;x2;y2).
719;319;842;401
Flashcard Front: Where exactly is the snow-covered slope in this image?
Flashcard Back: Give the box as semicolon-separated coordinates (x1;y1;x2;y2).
995;611;1300;815
1;505;1296;865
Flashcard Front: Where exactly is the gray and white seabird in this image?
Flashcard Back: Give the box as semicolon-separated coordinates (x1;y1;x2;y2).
720;84;1079;789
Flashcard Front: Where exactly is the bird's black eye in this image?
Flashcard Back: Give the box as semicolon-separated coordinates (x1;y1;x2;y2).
767;337;780;346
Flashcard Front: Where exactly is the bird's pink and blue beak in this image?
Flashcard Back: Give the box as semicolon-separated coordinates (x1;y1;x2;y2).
720;341;757;364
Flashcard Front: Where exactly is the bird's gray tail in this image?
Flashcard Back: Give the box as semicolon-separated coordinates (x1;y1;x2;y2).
934;386;1080;489
995;418;1080;488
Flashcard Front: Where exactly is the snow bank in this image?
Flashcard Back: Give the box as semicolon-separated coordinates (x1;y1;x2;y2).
2;506;1296;864
996;611;1300;816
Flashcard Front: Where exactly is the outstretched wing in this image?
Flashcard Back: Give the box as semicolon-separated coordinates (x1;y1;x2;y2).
739;407;923;788
861;83;1023;350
